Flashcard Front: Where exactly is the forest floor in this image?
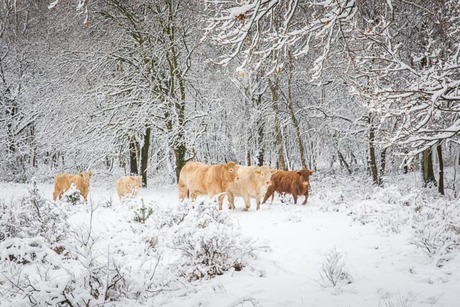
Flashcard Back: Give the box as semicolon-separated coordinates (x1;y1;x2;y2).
1;170;459;306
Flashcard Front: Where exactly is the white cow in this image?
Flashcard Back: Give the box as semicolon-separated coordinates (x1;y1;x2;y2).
226;166;272;211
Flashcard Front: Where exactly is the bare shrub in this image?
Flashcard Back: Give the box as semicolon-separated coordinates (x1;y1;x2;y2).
410;202;460;266
170;201;257;280
319;247;352;288
0;182;69;247
378;289;417;307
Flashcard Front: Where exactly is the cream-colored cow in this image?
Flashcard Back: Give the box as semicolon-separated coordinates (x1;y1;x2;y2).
226;166;272;211
116;176;142;199
178;161;239;208
53;171;93;202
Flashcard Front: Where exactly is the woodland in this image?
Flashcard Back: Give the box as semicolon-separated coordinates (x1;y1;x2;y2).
1;0;460;196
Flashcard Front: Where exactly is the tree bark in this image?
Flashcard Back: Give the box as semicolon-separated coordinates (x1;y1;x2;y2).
269;77;286;170
129;136;139;175
140;127;151;187
437;143;444;195
174;144;187;183
286;50;307;169
338;150;352;175
379;147;387;186
368;118;379;186
422;148;437;188
255;93;265;167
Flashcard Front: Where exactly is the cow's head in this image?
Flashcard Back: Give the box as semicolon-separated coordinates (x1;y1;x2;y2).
255;166;272;186
297;169;314;182
224;161;240;182
80;171;93;184
134;176;142;187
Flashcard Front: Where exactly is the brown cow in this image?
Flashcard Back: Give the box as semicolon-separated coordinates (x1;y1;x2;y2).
116;176;142;199
178;161;239;208
226;166;272;211
262;169;314;205
53;171;93;202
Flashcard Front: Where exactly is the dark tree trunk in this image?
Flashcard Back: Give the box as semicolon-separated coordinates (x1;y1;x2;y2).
140;127;151;187
379;147;387;186
437;143;444;195
338;150;352;175
368;120;379;185
129;136;139;175
422;148;437;188
174;144;186;182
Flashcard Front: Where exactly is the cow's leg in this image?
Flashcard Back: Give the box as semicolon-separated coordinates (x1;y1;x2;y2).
256;195;262;210
178;183;188;202
293;194;298;204
53;190;59;201
242;195;251;211
227;192;235;210
218;193;226;210
262;186;275;204
302;189;309;205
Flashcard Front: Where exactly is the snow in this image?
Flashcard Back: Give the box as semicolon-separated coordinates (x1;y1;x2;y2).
1;173;459;306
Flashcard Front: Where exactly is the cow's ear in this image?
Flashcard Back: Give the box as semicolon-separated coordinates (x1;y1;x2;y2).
309;170;315;175
229;168;234;172
297;171;302;176
255;170;261;175
271;170;277;174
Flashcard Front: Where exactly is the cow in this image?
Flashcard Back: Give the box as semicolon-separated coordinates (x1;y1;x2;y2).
262;169;314;205
53;171;93;202
116;176;142;199
226;166;273;211
178;161;239;209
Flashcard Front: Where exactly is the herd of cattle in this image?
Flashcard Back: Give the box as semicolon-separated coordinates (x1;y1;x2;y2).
52;161;314;210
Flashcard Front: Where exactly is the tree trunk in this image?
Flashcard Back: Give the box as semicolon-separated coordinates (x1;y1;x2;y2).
269;77;286;170
129;136;139;175
255;94;265;167
379;147;387;186
422;148;437;188
286;50;307;169
140;127;151;187
368;119;379;185
338;150;352;175
174;144;186;182
437;143;444;195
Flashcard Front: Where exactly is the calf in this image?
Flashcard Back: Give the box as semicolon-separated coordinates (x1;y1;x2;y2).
116;176;142;199
53;171;93;202
226;166;272;211
262;169;314;205
178;161;239;208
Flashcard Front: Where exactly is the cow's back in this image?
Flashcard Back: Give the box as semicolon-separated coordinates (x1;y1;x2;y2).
120;176;138;198
179;161;239;201
179;161;209;196
272;171;298;193
53;171;92;201
228;166;270;197
203;162;238;196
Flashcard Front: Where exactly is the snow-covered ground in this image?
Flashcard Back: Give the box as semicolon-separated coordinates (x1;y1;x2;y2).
1;172;459;306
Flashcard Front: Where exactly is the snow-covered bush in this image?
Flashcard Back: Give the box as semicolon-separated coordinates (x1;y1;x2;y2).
60;183;85;205
148;201;190;229
319;247;352;288
410;201;460;266
0;181;69;247
133;201;154;224
169;201;257;280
